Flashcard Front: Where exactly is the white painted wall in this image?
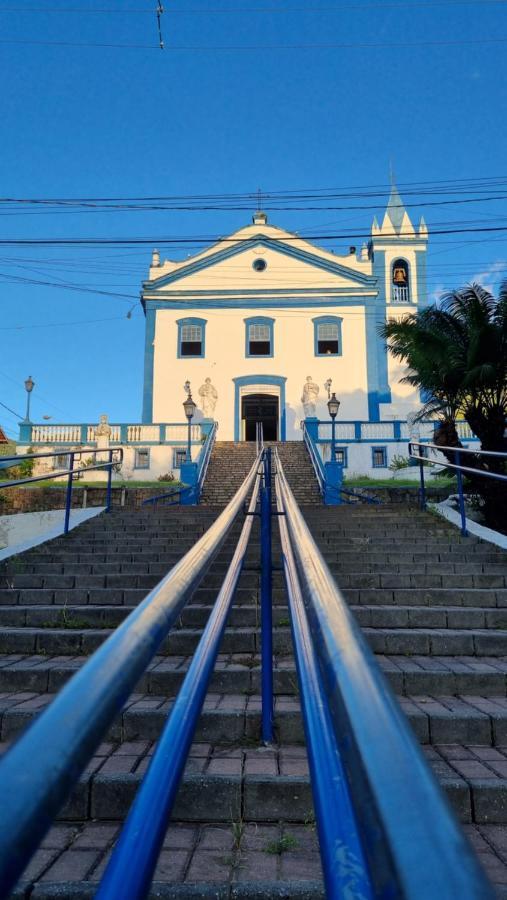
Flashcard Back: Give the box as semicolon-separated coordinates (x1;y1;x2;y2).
152;304;371;438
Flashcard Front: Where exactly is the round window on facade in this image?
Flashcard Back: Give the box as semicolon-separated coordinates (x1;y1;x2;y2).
252;258;267;272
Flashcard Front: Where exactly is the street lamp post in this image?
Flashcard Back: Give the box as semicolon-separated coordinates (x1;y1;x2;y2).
24;376;35;423
183;386;197;462
327;392;340;461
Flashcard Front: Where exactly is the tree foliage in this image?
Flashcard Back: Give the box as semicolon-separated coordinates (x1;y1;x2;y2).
381;282;507;530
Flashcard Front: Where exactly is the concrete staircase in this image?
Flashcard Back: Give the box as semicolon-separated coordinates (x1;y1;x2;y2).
0;503;507;896
200;440;322;507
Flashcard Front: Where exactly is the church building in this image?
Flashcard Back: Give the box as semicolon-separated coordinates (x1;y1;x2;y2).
141;186;428;444
20;187;441;482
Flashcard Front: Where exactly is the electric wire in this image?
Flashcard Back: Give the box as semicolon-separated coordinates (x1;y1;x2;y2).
0;399;24;421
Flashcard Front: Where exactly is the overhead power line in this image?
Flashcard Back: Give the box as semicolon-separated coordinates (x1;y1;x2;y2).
0;399;23;420
2;34;507;50
0;271;137;302
2;223;507;247
2;0;507;11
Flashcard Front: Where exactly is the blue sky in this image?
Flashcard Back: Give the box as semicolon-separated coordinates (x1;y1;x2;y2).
0;0;506;436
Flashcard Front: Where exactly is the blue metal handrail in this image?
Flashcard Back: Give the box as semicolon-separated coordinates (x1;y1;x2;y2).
302;421;326;494
96;454;263;899
274;450;493;898
195;420;217;496
409;440;507;536
0;447;123;532
273;451;373;899
256;420;264;453
0;451;262;896
142;422;217;507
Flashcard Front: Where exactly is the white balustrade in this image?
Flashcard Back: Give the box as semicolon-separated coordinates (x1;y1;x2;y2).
31;425;81;444
361;423;394;440
392;285;410;303
164;424;201;441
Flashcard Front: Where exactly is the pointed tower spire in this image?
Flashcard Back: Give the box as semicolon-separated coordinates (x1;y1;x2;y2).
385;182;407;234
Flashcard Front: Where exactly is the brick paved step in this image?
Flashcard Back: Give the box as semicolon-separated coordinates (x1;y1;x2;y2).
5;690;507;751
3;653;507;698
2;603;507;633
13;819;325;899
11;539;503;564
0;626;292;657
12;823;507;900
3;621;507;657
2;584;506;608
3;737;507;830
5;550;503;575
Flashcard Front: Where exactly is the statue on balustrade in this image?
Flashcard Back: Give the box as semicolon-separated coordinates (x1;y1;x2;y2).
198;378;218;419
301;376;319;418
95;414;112;438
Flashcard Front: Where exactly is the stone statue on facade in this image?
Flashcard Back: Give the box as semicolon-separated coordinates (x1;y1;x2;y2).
95;414;112;439
406;411;421;443
301;376;319;418
198;378;218;419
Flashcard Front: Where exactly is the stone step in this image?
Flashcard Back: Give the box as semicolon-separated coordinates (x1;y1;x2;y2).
1;603;506;633
13;540;501;563
3;738;500;828
5;689;507;763
3;621;507;657
14;819;325;899
2;653;507;698
0;626;292;657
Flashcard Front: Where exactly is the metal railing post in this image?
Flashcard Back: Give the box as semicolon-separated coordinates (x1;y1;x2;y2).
106;450;113;514
455;449;468;537
64;451;75;534
261;448;273;743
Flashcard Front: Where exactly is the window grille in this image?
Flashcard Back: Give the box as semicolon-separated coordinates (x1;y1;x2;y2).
334;447;348;467
180;324;202;356
248;323;271;355
317;322;339;354
134;448;150;469
372;447;387;468
173;448;187;468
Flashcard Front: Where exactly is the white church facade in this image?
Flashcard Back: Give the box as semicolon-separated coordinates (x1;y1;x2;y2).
142;187;427;442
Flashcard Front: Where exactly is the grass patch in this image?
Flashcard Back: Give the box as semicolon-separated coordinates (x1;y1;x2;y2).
344;475;456;488
264;834;299;855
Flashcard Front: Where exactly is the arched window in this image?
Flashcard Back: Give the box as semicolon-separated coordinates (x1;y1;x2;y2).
312;316;343;357
177;317;207;358
392;259;410;303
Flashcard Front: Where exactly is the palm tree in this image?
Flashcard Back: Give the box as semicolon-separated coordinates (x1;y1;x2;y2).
381;282;507;530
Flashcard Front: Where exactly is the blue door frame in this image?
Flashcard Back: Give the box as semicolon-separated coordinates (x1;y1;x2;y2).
233;375;287;442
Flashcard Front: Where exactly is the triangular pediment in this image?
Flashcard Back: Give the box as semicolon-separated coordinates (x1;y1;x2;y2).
143;229;376;295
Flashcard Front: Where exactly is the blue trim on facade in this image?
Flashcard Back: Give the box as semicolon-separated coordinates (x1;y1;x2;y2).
142;306;156;424
371;446;388;468
244;316;274;358
143;288;376;303
416;249;428;308
368;250;392;420
143;235;377;290
142;295;374;312
312;315;343;357
176;317;207;359
233;374;287;442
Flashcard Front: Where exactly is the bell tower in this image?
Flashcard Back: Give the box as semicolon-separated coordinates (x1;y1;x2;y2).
366;184;429;420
